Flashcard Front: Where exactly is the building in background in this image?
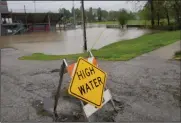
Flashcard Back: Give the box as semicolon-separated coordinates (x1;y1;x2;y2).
0;1;62;36
0;1;8;12
0;1;9;36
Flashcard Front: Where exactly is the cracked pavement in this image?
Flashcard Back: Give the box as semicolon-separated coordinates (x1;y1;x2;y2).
1;41;180;122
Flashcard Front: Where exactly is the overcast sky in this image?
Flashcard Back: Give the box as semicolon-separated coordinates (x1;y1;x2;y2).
7;1;146;13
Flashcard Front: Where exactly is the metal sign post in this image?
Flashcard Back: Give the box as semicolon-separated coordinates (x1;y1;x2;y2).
53;60;66;121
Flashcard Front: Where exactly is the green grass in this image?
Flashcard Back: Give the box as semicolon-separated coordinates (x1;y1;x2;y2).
92;21;118;25
19;52;89;61
92;19;175;26
173;51;181;60
127;20;150;25
93;20;149;25
19;31;180;61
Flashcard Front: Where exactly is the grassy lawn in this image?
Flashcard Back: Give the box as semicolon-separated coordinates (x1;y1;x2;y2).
127;20;150;25
92;19;175;26
92;21;118;25
19;31;180;61
93;20;149;25
173;51;181;60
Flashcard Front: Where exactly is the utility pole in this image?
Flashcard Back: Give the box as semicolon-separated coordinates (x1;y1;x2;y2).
34;0;36;13
81;0;87;52
24;5;28;27
11;9;13;23
48;14;51;31
24;5;26;13
0;12;1;36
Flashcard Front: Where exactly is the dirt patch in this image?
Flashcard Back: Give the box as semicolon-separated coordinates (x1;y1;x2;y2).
31;98;87;122
50;69;60;73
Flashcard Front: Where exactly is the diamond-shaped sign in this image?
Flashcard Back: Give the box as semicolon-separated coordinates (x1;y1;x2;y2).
68;57;107;108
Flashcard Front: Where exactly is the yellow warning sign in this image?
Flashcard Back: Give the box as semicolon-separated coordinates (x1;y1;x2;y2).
68;57;107;108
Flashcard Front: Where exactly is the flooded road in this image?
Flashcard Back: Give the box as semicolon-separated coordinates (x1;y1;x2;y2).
0;27;150;55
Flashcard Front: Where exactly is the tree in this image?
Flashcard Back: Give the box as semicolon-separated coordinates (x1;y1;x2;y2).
118;9;129;28
71;7;74;17
97;7;102;21
173;0;181;24
127;11;136;20
108;11;119;21
153;0;165;26
87;7;94;22
101;10;108;21
58;8;71;27
85;10;89;23
163;0;181;25
150;0;155;27
135;0;180;27
59;8;71;19
162;0;171;25
141;0;154;27
64;9;71;19
75;8;81;22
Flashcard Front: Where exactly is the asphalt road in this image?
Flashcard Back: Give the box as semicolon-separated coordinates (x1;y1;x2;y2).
1;41;180;122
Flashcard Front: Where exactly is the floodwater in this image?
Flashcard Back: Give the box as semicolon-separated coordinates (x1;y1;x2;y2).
0;26;151;55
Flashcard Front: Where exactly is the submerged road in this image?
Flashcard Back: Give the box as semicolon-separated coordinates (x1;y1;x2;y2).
1;41;180;121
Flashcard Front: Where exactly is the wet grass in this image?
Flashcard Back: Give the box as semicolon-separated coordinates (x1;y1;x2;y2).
93;21;118;25
19;31;180;61
19;52;89;61
93;19;175;25
92;20;150;25
173;51;181;60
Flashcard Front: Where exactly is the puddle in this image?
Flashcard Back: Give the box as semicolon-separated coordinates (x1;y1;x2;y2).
31;86;126;122
31;98;86;121
31;87;85;122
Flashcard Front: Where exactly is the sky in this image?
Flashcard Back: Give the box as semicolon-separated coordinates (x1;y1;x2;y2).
7;1;146;13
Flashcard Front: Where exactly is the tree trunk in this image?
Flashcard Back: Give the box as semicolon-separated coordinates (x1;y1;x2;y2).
165;8;170;25
59;23;61;29
63;22;65;30
174;0;180;24
157;12;160;26
150;0;155;28
174;5;178;23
